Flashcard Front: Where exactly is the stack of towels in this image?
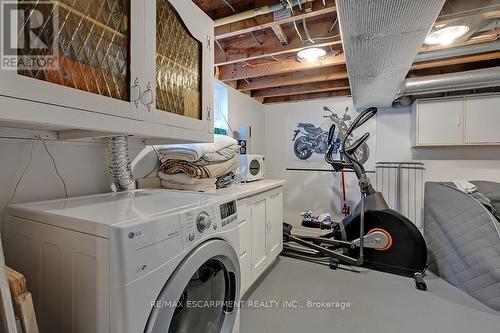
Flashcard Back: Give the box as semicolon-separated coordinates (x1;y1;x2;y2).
157;135;240;192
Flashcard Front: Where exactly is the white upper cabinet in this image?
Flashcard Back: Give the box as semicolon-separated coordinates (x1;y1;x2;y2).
144;0;214;135
465;95;500;144
414;98;464;146
0;1;144;120
411;93;500;147
0;0;214;143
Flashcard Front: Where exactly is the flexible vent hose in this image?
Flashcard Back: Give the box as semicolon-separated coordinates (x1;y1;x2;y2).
108;136;136;191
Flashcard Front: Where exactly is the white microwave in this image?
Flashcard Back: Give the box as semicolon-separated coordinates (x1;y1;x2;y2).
239;155;265;182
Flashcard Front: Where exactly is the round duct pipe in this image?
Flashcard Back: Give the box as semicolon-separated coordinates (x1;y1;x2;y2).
396;66;500;98
414;40;500;63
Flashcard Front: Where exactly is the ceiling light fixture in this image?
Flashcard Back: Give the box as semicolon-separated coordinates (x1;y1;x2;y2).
424;25;469;46
297;47;327;62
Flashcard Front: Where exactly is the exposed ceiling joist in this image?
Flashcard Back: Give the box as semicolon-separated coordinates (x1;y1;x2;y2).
252;79;351;98
263;89;351;104
270;24;288;45
214;0;336;40
238;65;348;90
218;53;345;81
215;16;341;65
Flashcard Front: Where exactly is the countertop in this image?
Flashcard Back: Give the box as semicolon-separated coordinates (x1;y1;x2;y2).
215;179;286;200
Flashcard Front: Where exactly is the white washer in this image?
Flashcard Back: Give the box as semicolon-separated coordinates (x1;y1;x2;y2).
3;189;241;333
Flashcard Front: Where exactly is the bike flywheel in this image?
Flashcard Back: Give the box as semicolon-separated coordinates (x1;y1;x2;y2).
344;209;427;277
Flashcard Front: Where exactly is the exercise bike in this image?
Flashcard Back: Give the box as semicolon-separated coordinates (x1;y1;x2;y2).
282;107;428;290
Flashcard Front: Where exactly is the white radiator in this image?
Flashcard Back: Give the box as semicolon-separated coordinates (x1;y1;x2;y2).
375;162;425;231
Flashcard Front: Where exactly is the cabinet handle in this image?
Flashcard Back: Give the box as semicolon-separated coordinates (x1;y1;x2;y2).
207;36;212;50
207;107;211;121
141;82;154;112
457;114;461;127
132;77;141;109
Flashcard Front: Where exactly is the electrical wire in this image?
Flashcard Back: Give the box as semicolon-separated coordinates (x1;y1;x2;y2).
143;146;160;178
293;20;305;42
222;0;236;13
39;136;69;198
5;138;35;208
302;18;316;43
328;15;338;33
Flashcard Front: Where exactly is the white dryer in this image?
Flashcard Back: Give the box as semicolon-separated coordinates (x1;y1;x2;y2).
3;189;241;333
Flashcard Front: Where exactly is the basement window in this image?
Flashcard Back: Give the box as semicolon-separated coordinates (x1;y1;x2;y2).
214;81;229;135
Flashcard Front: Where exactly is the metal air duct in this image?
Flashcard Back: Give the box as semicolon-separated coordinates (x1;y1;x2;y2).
414;40;500;62
214;0;314;27
397;66;500;96
335;0;446;108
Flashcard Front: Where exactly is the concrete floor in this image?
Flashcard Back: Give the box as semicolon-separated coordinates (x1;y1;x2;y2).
240;256;500;333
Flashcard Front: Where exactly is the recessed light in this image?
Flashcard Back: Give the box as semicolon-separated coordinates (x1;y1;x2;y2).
297;47;327;62
425;25;469;46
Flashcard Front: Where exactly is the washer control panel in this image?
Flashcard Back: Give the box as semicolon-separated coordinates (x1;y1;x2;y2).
180;199;238;247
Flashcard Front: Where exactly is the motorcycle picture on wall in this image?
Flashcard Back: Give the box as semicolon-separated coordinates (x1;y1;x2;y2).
292;106;370;164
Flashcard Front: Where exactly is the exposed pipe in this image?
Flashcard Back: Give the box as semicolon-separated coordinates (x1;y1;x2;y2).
214;0;314;27
415;40;500;62
397;66;500;97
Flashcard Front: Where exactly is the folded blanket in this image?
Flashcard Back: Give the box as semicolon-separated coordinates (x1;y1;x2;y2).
159;145;240;165
216;172;235;189
158;172;217;185
160;154;240;179
161;180;216;193
157;135;238;163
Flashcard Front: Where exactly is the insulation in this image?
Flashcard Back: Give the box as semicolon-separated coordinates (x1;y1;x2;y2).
336;0;445;108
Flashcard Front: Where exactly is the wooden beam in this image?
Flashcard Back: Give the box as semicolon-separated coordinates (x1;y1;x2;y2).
252;79;350;98
411;50;500;70
264;89;351;104
238;65;348;91
215;16;341;65
270;24;288;45
218;53;345;81
214;0;336;40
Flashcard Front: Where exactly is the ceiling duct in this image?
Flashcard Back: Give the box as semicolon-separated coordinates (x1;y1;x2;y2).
214;0;314;27
415;39;500;62
335;0;445;108
398;66;500;96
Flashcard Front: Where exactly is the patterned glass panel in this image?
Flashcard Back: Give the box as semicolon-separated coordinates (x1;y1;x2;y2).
156;0;202;120
17;0;130;101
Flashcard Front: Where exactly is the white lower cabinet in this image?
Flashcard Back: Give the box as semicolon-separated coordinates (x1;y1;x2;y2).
237;187;284;295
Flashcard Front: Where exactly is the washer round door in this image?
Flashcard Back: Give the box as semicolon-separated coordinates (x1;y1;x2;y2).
145;239;240;333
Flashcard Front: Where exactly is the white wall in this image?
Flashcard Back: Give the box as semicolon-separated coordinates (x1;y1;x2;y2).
226;85;266;155
266;99;363;227
266;99;500;227
377;106;500;182
0;136;145;226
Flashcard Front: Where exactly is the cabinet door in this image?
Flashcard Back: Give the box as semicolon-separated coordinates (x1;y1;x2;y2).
0;0;143;120
417;98;464;145
465;95;500;144
238;217;251;295
144;0;214;134
250;196;268;281
266;189;283;260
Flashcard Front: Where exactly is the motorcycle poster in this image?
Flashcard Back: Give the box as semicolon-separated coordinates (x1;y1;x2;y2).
286;97;376;171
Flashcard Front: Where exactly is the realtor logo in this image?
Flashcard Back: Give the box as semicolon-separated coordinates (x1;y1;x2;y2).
1;1;59;70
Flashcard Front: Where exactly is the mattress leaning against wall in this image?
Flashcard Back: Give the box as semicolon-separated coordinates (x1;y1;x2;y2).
425;182;500;312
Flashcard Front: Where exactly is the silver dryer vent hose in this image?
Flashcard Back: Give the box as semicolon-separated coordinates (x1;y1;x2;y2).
108;136;136;192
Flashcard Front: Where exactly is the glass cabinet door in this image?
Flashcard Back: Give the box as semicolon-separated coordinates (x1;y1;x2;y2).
145;0;214;133
0;0;143;120
156;0;202;120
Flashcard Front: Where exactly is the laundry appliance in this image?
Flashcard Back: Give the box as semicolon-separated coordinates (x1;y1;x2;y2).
3;189;240;333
